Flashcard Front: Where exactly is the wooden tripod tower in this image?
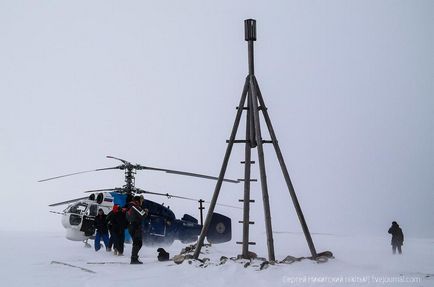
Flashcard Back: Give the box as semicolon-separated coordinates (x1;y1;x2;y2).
193;19;318;261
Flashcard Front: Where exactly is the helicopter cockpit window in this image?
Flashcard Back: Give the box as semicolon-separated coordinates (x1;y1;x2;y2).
89;204;98;216
68;202;88;215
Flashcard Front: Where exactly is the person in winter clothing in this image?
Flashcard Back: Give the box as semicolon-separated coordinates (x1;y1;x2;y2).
127;196;148;264
388;221;404;254
106;204;128;255
106;205;117;251
94;208;110;251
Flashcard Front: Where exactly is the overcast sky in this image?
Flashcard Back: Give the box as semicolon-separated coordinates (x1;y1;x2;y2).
0;0;433;252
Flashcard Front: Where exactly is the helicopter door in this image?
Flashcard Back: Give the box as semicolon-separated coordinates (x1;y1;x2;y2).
149;217;166;237
81;216;95;236
80;204;97;236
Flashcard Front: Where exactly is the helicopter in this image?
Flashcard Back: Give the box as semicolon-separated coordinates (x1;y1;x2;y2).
41;156;240;247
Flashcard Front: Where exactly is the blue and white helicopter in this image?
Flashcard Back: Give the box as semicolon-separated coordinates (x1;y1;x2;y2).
41;156;240;247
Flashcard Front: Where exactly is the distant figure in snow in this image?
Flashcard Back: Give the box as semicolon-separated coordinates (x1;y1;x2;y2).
94;208;110;252
388;221;404;254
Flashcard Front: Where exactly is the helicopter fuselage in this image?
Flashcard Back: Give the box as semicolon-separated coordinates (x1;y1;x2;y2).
59;192;231;246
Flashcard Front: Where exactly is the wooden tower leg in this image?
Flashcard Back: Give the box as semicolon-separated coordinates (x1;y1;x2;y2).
253;77;318;258
250;76;276;262
193;77;249;259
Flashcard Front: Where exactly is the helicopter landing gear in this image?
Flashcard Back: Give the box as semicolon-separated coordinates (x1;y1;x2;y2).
83;239;91;248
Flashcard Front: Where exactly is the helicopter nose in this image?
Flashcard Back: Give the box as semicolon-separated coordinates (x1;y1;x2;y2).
65;228;87;241
61;213;70;229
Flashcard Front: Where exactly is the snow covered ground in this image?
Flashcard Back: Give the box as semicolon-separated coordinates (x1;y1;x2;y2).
1;230;433;287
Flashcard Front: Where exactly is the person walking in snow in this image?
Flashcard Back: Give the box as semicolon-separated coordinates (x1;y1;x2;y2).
94;208;110;252
107;204;128;255
127;196;148;264
388;221;404;254
106;205;116;251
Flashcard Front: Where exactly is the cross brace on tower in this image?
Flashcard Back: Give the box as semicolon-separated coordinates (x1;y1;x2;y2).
193;19;318;262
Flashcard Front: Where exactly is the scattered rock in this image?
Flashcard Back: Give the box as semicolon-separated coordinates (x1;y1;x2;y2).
315;256;329;263
317;250;334;258
219;256;228;265
259;261;269;270
199;262;209;268
280;255;302;264
247;251;257;259
173;254;185;265
172;246;334;268
180;243;212;256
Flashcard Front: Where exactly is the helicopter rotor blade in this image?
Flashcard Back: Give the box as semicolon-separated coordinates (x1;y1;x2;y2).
135;188;241;210
49;211;65;215
83;188;121;193
209;201;241;209
135;188;198;201
136;165;239;184
38;166;122;182
106;155;129;164
48;196;90;207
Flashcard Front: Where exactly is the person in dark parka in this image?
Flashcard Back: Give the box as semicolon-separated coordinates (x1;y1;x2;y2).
94;208;110;251
106;206;116;251
107;204;128;255
127;196;148;264
388;221;404;254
